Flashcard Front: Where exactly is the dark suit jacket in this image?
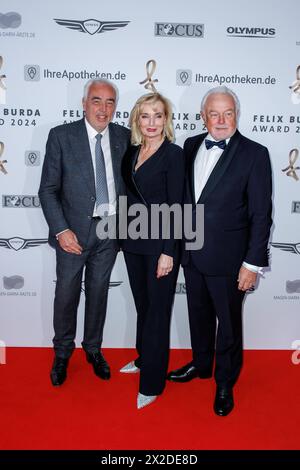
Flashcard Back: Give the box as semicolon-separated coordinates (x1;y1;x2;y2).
39;118;130;247
182;130;272;276
121;139;185;256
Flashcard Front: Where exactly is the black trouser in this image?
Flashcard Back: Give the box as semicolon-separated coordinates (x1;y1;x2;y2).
124;251;179;395
184;259;245;388
53;219;118;359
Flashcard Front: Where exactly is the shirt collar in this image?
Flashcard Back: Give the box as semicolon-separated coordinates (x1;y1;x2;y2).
85;118;109;140
206;133;231;145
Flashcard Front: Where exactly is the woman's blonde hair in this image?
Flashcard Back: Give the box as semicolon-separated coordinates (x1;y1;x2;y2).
129;93;174;145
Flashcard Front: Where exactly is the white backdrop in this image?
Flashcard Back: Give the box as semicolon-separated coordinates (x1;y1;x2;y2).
0;0;299;349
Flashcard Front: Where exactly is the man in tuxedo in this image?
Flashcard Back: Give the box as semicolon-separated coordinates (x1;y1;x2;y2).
167;86;272;416
39;79;130;386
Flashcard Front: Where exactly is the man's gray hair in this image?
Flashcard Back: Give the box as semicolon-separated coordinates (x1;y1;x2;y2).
201;86;240;115
83;79;119;103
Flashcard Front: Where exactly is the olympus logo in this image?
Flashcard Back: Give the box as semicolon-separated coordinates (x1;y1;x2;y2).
227;26;276;38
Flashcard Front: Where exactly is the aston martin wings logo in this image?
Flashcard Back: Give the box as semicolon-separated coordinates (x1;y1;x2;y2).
0;237;48;251
109;281;123;288
53;18;130;35
270;242;300;254
76;280;123;292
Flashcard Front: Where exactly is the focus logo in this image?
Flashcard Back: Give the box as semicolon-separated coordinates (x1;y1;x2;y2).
155;23;204;38
291;201;300;213
2;195;41;208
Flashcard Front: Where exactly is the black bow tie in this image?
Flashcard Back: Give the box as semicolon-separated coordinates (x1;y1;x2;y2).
205;139;227;150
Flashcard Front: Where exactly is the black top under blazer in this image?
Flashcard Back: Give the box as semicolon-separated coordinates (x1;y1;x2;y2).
181;130;273;276
121;139;185;256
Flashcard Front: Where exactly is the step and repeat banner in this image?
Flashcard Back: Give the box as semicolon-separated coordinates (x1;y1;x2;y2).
0;0;299;349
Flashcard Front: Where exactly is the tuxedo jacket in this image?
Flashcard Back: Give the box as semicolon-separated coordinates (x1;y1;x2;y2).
181;130;272;276
121;139;185;256
39;118;130;247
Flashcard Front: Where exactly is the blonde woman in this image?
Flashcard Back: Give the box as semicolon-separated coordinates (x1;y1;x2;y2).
120;93;185;409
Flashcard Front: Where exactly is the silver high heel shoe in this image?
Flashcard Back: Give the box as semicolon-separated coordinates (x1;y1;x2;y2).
137;393;157;409
119;360;140;373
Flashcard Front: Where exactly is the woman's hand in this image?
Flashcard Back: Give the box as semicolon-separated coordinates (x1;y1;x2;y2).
156;254;173;279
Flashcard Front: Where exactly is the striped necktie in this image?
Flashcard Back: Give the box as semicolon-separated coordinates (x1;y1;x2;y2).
95;133;109;209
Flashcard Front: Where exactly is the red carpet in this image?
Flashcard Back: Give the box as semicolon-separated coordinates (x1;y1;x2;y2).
0;348;299;450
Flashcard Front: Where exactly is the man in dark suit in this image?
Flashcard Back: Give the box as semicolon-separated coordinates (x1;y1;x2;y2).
39;79;130;386
167;86;272;416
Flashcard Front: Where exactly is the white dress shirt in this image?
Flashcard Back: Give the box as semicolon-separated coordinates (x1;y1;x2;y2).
193;134;262;274
85;118;117;217
194;134;229;203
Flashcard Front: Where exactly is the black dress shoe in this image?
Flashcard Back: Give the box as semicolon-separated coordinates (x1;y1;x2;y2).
167;362;212;382
86;351;110;380
214;386;234;416
50;357;69;386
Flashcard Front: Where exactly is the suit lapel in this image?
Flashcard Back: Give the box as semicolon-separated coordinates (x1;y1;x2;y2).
69;119;96;195
131;146;140;174
109;123;124;196
121;145;139;194
199;130;242;203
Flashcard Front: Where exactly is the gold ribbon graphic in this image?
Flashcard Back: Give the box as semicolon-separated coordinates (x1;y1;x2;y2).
282;148;300;181
289;65;300;95
139;59;158;93
0;56;7;90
